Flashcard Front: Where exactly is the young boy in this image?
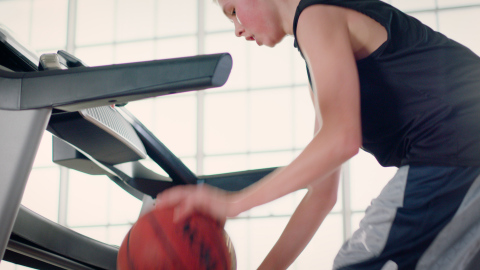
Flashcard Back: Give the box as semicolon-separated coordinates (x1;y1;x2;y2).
156;0;480;269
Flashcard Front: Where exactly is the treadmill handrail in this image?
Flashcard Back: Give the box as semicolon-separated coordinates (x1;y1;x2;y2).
0;53;232;111
11;206;118;270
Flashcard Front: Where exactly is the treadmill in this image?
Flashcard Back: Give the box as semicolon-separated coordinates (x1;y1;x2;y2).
0;25;274;269
4;23;480;270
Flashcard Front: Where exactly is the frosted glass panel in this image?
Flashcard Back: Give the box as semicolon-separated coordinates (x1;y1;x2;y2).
67;172;109;226
74;45;115;66
204;92;248;155
32;133;56;168
390;0;436;11
248;88;293;152
22;167;60;222
155;36;197;59
107;225;133;246
115;0;155;42
157;0;197;36
225;214;343;270
294;214;343;270
438;0;480;8
153;93;197;157
107;184;142;224
76;0;115;46
205;0;233;32
349;151;397;211
203;154;249;175
72;226;108;244
248;151;293;170
114;41;155;63
31;0;67;50
249;40;293;88
0;0;32;44
126;98;156;129
0;261;17;270
351;212;365;234
410;12;438;31
224;219;249;270
439;7;480;55
248;217;290;269
248;190;301;217
179;157;197;174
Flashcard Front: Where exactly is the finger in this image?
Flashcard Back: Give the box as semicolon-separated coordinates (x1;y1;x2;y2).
173;199;196;223
155;186;193;209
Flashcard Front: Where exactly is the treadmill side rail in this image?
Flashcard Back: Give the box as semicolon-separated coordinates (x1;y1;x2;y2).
0;53;232;111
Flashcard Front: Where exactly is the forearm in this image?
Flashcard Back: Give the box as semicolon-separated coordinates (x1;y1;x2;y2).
230;127;358;216
258;169;341;269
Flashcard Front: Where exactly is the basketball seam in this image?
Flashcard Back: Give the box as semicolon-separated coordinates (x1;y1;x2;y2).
148;214;189;270
125;228;136;270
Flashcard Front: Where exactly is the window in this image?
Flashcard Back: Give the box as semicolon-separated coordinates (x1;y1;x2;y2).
2;1;479;269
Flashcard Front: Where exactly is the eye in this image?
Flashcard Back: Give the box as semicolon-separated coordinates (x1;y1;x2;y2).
231;8;236;16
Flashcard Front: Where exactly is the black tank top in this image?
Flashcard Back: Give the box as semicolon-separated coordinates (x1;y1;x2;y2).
293;0;480;167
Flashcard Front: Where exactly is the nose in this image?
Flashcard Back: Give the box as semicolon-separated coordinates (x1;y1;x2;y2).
233;20;245;37
235;27;245;37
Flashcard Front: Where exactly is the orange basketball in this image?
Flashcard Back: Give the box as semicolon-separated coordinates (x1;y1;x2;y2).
117;206;235;270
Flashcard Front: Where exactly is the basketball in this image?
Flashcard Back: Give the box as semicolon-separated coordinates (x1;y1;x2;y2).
117;206;236;270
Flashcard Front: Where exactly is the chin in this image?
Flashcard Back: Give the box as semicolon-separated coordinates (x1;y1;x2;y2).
264;37;284;48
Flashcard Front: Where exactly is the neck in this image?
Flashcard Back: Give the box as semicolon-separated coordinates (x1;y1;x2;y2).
277;0;302;35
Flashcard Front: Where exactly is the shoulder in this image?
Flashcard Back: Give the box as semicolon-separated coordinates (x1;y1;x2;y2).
295;5;353;60
296;4;349;34
296;4;387;60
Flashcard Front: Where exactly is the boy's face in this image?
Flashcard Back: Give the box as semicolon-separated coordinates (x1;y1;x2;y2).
217;0;285;47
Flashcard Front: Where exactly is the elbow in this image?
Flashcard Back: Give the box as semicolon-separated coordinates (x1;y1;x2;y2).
314;119;361;164
308;169;341;211
308;125;361;170
343;133;361;160
333;128;361;163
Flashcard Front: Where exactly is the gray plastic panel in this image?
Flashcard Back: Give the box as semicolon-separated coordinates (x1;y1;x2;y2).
0;108;51;260
80;106;146;159
52;137;108;175
48;109;145;165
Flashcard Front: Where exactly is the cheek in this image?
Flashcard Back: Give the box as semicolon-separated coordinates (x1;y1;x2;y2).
235;12;250;28
236;7;263;30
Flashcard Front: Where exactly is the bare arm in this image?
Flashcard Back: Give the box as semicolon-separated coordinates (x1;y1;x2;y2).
257;83;341;269
258;168;340;269
156;5;361;227
228;4;361;216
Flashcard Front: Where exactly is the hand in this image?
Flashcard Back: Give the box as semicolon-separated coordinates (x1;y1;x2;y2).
155;184;238;225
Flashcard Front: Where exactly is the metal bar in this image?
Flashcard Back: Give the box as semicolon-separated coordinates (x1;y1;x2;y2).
6;239;95;270
341;162;352;241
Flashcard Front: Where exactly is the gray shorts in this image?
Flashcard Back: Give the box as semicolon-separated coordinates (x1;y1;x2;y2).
334;165;480;270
